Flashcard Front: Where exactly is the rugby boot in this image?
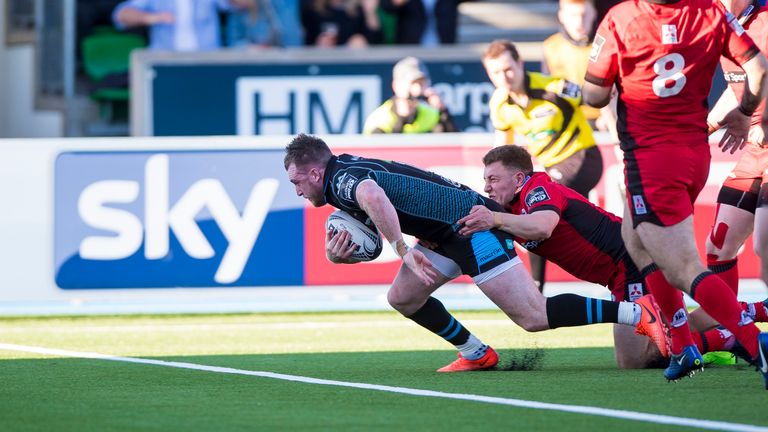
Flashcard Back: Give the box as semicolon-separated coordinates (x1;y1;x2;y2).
664;344;704;381
437;346;498;372
634;295;671;358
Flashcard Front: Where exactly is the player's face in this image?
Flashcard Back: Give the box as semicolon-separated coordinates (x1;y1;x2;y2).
483;161;526;204
483;52;525;94
558;2;595;43
287;163;326;207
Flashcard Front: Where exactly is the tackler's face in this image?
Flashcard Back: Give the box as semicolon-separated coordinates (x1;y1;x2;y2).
287;163;326;207
483;161;526;205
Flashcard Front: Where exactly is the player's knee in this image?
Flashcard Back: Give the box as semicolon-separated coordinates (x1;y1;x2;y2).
516;316;549;332
386;290;414;314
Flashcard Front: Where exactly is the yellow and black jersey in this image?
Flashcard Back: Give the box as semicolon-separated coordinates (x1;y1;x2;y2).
488;72;596;167
542;33;602;121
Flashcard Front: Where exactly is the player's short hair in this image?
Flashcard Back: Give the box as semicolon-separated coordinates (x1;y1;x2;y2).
284;133;333;170
483;40;520;62
482;145;534;173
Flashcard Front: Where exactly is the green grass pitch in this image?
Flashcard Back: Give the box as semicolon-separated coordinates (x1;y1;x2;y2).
0;311;766;431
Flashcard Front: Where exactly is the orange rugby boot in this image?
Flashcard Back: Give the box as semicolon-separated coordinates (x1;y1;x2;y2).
634;295;671;358
437;346;499;372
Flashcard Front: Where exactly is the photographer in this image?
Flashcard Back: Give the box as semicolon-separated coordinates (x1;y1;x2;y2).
363;56;457;134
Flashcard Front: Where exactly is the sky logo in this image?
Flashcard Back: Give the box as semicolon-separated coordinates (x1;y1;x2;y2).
55;150;305;289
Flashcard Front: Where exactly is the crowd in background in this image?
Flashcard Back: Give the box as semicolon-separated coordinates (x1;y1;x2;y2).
107;0;471;51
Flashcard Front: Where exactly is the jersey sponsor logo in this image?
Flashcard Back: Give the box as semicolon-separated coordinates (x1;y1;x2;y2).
632;195;647;215
628;283;644;302
589;34;605;63
726;10;746;36
531;107;557;119
525;186;551;207
560;81;582;99
661;24;678;45
723;71;746;83
522;240;541;250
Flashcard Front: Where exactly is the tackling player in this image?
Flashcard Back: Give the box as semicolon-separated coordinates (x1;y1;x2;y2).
460;145;757;368
582;0;768;386
285;133;650;372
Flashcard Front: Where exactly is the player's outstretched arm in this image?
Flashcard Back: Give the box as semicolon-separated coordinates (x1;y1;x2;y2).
722;53;768;152
458;205;558;240
355;180;437;285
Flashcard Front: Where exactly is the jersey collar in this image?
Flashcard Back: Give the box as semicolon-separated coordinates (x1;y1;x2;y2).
322;155;339;200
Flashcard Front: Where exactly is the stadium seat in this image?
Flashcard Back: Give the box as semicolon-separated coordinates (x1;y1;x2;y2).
81;31;146;122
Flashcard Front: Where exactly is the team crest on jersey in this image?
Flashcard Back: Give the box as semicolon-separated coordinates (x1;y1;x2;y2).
589;34;605;62
525;186;550;207
661;24;678;45
336;173;358;200
632;195;647;215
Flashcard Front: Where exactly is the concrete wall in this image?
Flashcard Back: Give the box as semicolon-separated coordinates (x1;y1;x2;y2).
0;0;63;138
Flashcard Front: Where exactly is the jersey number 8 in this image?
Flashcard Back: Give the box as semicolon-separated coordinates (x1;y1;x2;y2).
652;53;686;97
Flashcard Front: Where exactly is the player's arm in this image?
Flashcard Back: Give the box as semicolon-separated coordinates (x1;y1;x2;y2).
458;205;560;241
582;81;612;108
355;180;437;284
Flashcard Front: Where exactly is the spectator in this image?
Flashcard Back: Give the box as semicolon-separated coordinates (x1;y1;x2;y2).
112;0;249;51
301;0;382;47
380;0;467;46
364;56;457;133
542;0;610;130
226;0;304;47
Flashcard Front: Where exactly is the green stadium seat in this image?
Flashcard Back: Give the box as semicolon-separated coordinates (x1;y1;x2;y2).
81;31;146;122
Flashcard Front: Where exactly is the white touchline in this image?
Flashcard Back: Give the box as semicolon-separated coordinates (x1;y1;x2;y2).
0;343;765;432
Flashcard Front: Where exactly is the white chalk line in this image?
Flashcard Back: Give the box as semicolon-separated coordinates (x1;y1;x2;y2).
0;343;765;432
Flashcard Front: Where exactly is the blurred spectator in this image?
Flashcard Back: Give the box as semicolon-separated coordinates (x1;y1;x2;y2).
380;0;467;46
542;0;616;138
226;0;304;47
112;0;249;51
364;56;457;133
301;0;382;47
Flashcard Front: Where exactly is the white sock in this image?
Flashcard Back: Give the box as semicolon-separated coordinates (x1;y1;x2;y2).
456;334;487;360
618;302;640;326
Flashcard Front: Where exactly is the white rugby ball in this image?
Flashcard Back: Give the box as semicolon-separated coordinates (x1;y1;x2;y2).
325;210;383;262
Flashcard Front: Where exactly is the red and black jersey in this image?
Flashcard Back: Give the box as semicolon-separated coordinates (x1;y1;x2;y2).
505;172;633;287
586;0;759;150
720;5;768;128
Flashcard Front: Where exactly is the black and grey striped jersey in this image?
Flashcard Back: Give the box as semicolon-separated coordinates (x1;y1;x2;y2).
322;154;502;242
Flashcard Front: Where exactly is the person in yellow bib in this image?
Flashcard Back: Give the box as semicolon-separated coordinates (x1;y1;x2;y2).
364;56;457;134
482;39;604;291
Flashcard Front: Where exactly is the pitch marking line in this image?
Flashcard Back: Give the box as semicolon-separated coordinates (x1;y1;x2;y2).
1;343;765;432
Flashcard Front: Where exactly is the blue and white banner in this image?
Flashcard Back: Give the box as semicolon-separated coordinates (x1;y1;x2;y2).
54;150;305;288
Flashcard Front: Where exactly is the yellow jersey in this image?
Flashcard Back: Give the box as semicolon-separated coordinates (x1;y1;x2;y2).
542;33;602;121
488;72;596;167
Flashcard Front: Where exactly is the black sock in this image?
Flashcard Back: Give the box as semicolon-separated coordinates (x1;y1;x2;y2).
546;294;620;329
407;297;470;345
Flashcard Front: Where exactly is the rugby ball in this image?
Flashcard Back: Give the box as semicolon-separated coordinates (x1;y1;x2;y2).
325;210;383;262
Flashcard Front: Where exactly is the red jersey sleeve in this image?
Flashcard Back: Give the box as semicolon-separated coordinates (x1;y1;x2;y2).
721;5;760;65
585;14;619;87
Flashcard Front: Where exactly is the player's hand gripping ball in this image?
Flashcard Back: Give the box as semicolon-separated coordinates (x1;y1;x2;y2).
325;210;383;262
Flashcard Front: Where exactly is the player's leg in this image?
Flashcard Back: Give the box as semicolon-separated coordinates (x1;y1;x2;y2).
613;324;665;369
388;245;497;371
476;260;641;332
756;183;768;286
635;217;763;367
